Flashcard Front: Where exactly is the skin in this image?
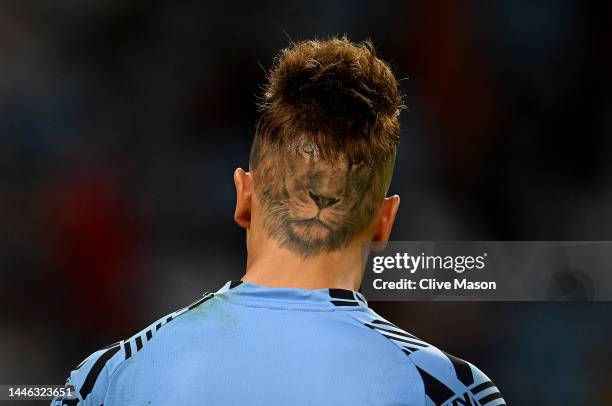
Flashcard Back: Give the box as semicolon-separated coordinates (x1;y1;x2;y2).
233;144;400;291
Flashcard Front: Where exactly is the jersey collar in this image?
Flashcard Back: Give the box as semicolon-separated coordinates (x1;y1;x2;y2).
215;280;368;309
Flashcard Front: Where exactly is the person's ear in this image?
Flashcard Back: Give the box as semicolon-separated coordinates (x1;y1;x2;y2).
371;195;400;251
233;168;252;229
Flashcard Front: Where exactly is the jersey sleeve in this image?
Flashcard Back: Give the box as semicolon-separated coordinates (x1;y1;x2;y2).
463;361;506;406
50;296;200;406
416;350;506;406
51;342;126;406
344;309;506;406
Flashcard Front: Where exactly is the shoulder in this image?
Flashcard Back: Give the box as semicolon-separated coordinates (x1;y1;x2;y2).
347;308;506;406
409;344;505;406
52;292;214;405
52;341;126;406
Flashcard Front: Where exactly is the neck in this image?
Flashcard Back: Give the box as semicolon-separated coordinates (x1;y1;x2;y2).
242;239;364;291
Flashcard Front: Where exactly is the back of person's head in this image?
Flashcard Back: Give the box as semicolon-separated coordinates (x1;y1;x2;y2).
249;36;402;257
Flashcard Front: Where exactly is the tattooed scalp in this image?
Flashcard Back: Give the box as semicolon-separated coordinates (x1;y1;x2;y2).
250;37;402;257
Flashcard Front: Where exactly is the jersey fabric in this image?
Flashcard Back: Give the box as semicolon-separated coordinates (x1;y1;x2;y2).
53;280;505;406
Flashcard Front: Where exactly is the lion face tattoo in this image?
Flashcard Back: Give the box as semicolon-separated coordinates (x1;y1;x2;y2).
254;143;384;257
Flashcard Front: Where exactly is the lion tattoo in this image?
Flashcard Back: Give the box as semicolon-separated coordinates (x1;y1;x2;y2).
253;142;385;257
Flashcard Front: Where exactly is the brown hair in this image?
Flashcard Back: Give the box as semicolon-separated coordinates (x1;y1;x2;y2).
249;37;402;257
251;36;402;167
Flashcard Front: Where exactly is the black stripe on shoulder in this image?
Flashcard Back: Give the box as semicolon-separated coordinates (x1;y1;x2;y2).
479;391;504;405
371;319;399;329
188;294;213;310
364;320;429;356
471;380;495;395
364;323;418;340
123;341;132;360
328;288;355;300
443;352;474;386
118;294;216;364
229;280;243;289
401;344;422;352
79;345;121;400
416;366;455;406
379;332;429;348
330;300;359;307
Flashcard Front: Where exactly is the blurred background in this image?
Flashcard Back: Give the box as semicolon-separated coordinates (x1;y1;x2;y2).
1;1;611;404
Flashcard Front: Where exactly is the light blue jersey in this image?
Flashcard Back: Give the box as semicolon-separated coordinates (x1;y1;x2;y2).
54;281;505;406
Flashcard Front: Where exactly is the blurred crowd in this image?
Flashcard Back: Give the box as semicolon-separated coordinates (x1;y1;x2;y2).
0;1;611;404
